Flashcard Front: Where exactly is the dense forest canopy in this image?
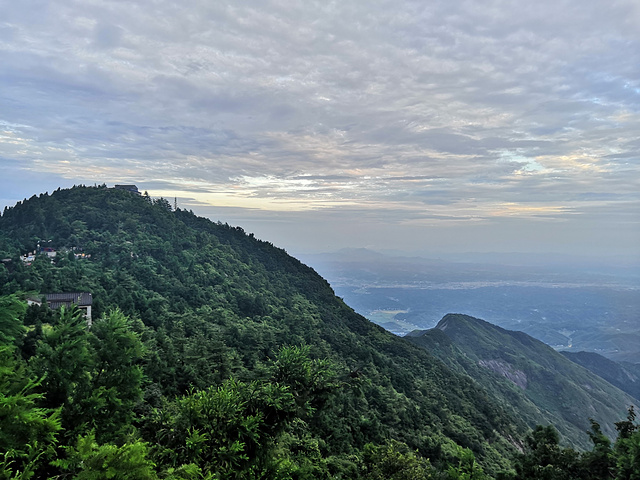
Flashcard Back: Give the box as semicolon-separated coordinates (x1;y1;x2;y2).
0;186;638;479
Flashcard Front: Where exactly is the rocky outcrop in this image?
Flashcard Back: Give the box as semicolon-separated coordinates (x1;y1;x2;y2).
478;359;528;390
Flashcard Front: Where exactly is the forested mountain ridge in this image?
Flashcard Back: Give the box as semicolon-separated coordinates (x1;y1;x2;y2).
406;314;638;450
561;351;640;402
0;185;525;478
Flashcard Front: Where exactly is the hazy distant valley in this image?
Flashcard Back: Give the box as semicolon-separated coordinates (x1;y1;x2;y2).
299;249;640;363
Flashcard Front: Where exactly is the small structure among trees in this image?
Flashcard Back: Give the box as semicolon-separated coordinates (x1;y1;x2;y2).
113;184;141;195
27;292;93;325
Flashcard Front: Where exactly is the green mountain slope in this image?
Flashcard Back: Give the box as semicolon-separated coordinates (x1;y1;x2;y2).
406;314;637;450
0;186;524;476
561;351;640;402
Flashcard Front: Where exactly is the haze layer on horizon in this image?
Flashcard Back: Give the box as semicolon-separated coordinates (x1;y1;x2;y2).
1;0;639;260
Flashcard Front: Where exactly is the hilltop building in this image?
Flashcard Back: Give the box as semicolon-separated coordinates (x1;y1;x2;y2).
114;184;141;195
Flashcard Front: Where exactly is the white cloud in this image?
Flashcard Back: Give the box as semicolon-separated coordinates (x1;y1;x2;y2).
1;0;638;256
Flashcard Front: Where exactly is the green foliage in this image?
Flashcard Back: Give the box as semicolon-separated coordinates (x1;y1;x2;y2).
151;379;296;479
361;440;435;480
513;425;583;480
271;423;333;480
0;295;60;478
614;432;640;480
615;406;638;440
0;294;27;346
507;412;640;480
580;420;613;480
444;444;488;480
0;346;61;479
28;305;145;444
272;345;339;416
53;432;157;480
31;305;94;439
613;407;640;480
84;309;144;442
0;444;50;480
162;463;215;480
147;346;335;478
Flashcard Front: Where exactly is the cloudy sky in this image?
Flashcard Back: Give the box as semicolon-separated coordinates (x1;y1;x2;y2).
1;0;639;259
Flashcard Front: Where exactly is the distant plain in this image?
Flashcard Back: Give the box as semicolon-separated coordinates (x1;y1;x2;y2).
299;249;640;363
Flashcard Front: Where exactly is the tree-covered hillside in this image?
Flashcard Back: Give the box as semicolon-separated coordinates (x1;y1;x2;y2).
1;185;524;479
561;351;640;402
406;314;638;450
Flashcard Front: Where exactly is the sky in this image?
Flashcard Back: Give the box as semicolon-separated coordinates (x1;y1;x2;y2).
1;0;639;260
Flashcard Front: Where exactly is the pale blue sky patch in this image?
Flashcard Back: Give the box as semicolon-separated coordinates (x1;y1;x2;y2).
498;151;547;174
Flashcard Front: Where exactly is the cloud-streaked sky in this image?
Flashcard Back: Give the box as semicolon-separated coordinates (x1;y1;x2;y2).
1;0;639;259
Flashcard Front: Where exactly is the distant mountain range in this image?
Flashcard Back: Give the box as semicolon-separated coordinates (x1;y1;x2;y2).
406;314;638;450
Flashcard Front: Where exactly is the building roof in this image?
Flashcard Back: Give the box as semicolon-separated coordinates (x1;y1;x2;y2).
114;184;141;194
45;292;92;307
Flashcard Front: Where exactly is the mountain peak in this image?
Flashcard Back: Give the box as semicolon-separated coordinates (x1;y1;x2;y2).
408;313;637;449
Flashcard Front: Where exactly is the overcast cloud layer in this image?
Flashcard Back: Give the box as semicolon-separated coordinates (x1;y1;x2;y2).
1;0;639;258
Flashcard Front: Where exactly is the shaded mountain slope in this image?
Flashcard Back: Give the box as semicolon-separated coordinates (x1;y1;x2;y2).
561;350;640;402
406;314;637;450
0;186;524;474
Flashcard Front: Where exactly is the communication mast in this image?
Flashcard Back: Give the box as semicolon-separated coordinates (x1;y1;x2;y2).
174;197;178;211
